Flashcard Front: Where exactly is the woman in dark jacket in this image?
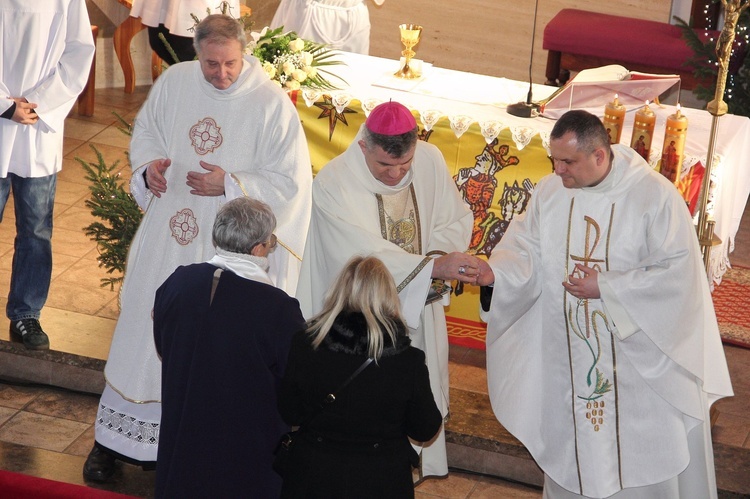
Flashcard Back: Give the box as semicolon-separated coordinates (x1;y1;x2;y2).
279;256;443;498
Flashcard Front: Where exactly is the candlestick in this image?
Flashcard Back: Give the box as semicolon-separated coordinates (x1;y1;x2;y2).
629;101;656;162
602;94;626;144
660;105;688;184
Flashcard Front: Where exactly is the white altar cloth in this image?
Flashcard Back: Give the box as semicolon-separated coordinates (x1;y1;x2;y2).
309;52;750;283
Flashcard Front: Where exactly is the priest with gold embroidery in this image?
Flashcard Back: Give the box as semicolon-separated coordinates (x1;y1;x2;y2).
476;110;733;498
297;101;479;478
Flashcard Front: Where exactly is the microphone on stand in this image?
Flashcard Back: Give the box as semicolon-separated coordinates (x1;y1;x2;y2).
507;0;540;118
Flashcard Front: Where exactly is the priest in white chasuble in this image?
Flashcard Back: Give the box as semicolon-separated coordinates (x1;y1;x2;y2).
297;101;481;478
83;14;312;481
476;110;733;499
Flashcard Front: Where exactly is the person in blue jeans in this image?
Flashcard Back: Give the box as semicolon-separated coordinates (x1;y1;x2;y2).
0;0;95;350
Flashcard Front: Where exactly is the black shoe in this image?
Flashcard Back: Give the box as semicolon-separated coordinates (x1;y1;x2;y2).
9;319;50;350
83;446;117;482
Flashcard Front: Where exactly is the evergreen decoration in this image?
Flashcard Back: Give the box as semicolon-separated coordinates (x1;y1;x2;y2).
77;121;142;290
676;1;750;117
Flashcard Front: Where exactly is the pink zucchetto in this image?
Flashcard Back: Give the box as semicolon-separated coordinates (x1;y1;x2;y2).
365;101;417;135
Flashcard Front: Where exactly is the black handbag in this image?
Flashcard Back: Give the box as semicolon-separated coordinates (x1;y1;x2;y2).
273;357;373;476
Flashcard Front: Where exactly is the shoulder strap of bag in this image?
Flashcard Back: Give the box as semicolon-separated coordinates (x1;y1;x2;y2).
299;357;373;428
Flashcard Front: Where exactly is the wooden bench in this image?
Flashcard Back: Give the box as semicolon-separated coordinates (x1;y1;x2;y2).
543;9;721;90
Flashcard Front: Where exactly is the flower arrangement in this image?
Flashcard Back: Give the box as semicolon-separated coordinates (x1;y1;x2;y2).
248;26;343;91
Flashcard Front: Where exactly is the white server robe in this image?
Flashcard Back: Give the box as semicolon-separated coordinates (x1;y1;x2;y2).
271;0;384;55
296;127;473;477
129;0;241;36
485;145;733;498
0;0;94;177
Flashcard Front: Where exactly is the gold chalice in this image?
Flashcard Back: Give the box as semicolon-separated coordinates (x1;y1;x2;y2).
394;23;423;79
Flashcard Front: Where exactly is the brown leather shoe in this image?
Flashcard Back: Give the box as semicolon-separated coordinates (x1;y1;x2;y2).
83;445;116;482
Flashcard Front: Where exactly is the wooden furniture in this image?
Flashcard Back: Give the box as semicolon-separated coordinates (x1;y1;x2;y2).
114;1;251;93
77;25;98;116
542;9;726;90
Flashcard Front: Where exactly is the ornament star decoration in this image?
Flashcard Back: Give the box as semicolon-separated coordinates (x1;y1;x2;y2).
314;96;357;140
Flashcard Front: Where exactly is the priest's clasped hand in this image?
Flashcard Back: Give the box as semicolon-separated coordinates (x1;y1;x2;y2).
432;252;483;284
562;264;601;300
186;160;227;196
146;158;171;198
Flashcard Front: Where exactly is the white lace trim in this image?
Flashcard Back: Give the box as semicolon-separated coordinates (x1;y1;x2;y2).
96;403;159;446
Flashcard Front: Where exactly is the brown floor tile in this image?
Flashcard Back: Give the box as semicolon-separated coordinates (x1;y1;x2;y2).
62;138;86;157
713;411;750;448
469;474;542;498
64;425;96;457
0;407;18;426
54;181;92;208
0;411;89;452
46;279;116;316
49;226;99;259
416;473;478;498
51;254;81;281
58;157;95;186
54;205;99;233
450;363;488;395
89;125;132;149
62;119;108;142
0;384;44;410
67;141;130;172
23;388;99;424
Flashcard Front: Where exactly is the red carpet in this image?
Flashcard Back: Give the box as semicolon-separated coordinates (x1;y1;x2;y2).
0;469;136;499
447;265;750;351
713;265;750;349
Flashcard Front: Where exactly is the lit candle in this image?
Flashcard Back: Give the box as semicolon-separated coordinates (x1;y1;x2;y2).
629;101;656;162
603;94;626;144
660;105;689;184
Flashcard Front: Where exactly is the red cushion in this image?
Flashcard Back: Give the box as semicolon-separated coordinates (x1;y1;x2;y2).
542;9;719;72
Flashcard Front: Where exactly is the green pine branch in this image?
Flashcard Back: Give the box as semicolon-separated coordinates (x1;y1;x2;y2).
675;3;750;117
77;143;143;290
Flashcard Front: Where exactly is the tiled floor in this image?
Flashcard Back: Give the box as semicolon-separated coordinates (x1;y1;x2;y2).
0;87;748;498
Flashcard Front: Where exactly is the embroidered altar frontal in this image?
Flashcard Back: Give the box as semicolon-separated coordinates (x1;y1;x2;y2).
293;92;554;345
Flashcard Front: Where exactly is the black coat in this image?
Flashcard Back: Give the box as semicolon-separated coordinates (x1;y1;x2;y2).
278;312;442;499
153;263;305;499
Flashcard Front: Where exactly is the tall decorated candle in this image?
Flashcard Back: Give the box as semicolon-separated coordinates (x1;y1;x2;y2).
629;101;656;162
660;105;688;184
602;94;626;144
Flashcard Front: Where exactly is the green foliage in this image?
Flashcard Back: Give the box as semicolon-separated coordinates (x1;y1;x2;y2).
676;3;750;117
77;143;142;290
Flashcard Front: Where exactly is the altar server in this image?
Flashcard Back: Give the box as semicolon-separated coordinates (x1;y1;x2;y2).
297;100;481;478
271;0;384;54
83;14;312;481
0;0;95;350
476;110;733;498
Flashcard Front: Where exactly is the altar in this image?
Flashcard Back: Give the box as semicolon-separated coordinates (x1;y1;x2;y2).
291;51;750;335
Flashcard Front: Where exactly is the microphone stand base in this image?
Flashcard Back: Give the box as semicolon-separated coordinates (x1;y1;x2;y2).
506;102;538;118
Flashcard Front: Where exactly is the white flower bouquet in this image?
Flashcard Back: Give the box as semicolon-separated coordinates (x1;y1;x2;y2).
248;26;343;91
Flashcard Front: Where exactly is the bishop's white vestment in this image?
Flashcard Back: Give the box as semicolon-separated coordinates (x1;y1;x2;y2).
95;58;312;462
0;0;94;178
484;145;733;498
297;126;473;477
271;0;384;55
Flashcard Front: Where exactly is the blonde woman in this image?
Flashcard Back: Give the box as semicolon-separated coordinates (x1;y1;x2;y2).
279;256;442;498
